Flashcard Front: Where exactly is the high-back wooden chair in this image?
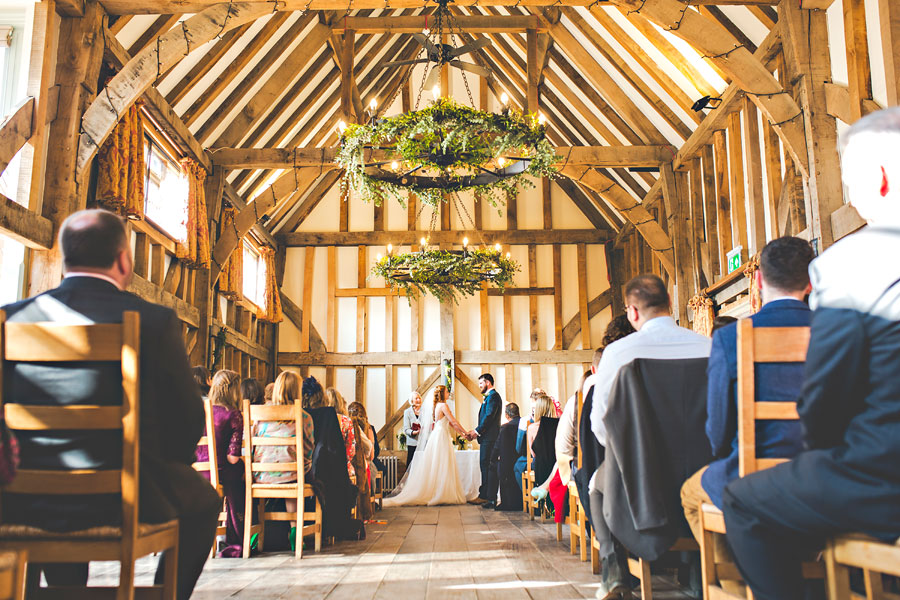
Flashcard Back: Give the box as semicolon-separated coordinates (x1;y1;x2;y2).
567;390;588;561
699;319;818;599
523;427;548;523
0;551;26;600
192;396;227;558
0;311;179;600
241;399;321;559
825;534;900;599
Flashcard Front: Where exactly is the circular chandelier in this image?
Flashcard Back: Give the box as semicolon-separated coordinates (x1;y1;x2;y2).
372;238;519;304
336;97;558;209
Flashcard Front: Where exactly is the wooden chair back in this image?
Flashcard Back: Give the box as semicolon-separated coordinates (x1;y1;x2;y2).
243;401;305;492
575;389;583;471
0;310;141;548
736;319;810;477
193;396;221;492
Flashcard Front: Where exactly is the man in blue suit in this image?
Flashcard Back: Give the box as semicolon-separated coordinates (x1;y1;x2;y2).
680;236;814;546
468;373;502;504
722;108;900;600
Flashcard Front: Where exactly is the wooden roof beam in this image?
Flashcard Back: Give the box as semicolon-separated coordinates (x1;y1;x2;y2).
164;23;251;107
336;14;545;33
103;1;595;15
210;145;673;169
280;229;612;246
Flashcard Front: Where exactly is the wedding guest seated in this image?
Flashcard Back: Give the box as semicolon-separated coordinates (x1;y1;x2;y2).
264;382;274;404
680;237;814;553
513;408;529;489
348;401;375;521
589;274;711;598
723;108;900;600
403;392;423;467
711;315;737;333
325;388;357;485
196;370;247;557
528;391;560;513
193;366;212;400
241;377;265;406
304;378;362;540
2;209;219;599
483;403;522;511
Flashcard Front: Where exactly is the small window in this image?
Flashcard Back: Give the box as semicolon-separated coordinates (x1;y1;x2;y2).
242;241;266;308
143;134;188;241
0;233;25;305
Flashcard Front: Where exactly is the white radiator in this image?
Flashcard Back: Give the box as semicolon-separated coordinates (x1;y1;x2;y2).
381;456;400;492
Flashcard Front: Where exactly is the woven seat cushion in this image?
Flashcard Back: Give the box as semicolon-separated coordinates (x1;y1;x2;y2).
0;519;177;540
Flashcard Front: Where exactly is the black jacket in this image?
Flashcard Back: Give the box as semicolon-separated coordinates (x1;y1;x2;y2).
308;406;357;538
2;276;214;530
601;358;712;560
476;388;502;441
745;227;900;541
490;416;523;510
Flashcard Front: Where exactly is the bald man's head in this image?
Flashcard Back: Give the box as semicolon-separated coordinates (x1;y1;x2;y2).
60;209;129;271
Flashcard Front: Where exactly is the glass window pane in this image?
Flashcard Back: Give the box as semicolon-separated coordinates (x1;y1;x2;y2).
143;136;188;241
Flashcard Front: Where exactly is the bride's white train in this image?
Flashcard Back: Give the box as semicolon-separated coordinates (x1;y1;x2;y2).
384;385;474;506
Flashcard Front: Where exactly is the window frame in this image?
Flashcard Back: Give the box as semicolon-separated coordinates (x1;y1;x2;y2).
241;239;267;311
142;121;188;244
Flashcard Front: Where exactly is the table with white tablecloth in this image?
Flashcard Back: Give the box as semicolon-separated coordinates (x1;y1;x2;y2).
456;449;481;500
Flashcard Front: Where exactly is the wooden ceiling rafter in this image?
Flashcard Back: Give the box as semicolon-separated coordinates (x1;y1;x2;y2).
234;28;419;199
127;14;182;56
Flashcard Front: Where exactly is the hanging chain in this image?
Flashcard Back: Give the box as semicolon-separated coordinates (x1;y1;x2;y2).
453;193;488;249
446;10;476;107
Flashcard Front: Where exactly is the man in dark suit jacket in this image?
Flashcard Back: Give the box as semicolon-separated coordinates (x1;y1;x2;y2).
3;210;219;599
467;373;502;504
722;108;900;600
680;237;814;545
483;402;522;511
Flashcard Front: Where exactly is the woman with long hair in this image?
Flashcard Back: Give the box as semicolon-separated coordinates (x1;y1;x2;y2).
347;401;375;520
241;377;265;406
195;369;245;557
384;385;470;506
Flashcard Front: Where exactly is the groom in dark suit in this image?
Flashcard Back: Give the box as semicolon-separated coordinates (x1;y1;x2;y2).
2;209;220;600
468;373;502;504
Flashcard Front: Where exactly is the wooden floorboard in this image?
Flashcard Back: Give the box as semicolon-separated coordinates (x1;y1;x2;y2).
81;505;693;599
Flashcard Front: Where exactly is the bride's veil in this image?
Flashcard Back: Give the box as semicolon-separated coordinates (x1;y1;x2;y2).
386;388;435;498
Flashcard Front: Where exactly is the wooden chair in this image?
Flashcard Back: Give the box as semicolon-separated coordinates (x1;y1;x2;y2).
0;551;26;600
0;311;179;600
241;399;322;559
567;390;588;561
699;320;820;599
523;447;549;522
825;534;900;600
191;396;227;558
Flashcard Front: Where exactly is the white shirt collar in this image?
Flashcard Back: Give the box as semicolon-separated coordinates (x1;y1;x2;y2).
637;315;676;333
64;272;124;291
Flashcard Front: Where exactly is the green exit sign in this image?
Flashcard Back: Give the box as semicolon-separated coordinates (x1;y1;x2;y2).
726;246;743;274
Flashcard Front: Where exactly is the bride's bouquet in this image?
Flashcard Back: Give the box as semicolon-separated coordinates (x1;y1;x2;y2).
453;435;470;451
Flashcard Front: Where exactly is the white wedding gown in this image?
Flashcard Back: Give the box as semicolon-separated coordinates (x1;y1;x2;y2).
384;414;469;506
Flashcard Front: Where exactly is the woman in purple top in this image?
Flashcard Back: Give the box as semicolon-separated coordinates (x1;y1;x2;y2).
195;369;247;557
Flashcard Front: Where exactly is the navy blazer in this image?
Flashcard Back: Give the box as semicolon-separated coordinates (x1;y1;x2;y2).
702;299;810;508
476;388;502;441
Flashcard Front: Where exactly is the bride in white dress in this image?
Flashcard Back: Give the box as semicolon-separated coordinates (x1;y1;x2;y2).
384;385;470;506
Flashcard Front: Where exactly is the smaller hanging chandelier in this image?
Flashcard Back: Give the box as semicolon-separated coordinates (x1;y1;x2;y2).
372;237;519;304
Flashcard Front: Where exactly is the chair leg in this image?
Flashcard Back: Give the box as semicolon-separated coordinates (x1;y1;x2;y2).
162;542;178;600
590;535;600;576
243;486;254;559
637;558;652;600
824;542;852;600
117;558;135;600
556;520;563;542
579;512;587;562
699;515;716;600
314;499;323;552
257;498;267;552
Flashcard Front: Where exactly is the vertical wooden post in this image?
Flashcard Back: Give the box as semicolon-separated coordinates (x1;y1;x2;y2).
763;122;783;240
661;164;693;325
528;245;540;389
727;113;749;261
713;131;734;266
356;245;367;404
743;97;767;255
340;29;355;122
440;301;454;392
701;145;721;278
28;1;104;295
577;243;590;349
526;28;540;113
880;0;900;106
843;0;873;121
385;289;395;449
781;0;844;249
689;159;707;286
301;246;315;353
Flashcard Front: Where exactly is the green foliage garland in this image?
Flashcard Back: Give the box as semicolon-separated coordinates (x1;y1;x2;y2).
372;247;519;304
337;98;559;208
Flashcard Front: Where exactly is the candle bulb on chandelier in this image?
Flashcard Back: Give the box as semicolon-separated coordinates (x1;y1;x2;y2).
500;92;509;105
537;113;546;125
369;98;378;111
387;243;393;255
337;120;347;133
494;243;501;252
432;85;440;99
390;160;399;171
